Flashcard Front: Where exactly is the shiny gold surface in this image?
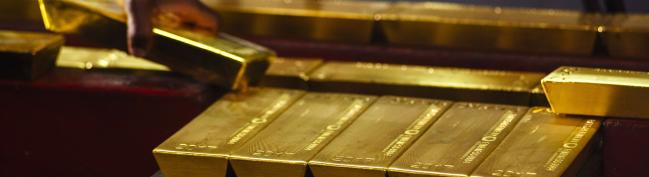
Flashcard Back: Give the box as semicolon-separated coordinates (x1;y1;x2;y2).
378;2;598;55
472;107;601;177
308;62;545;105
154;88;305;177
56;46;170;71
542;66;649;119
229;93;376;177
388;102;527;177
39;0;274;90
202;0;389;43
0;30;64;79
259;57;323;89
309;96;452;177
603;14;649;59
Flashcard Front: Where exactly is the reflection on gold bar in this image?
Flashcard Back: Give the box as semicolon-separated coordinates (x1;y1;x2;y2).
39;0;274;90
604;14;649;59
529;84;549;107
259;57;323;89
229;93;376;177
308;62;545;105
202;0;389;43
56;46;170;71
388;102;527;177
309;96;451;177
154;88;305;177
542;66;649;119
0;30;63;80
472;107;601;177
378;2;598;55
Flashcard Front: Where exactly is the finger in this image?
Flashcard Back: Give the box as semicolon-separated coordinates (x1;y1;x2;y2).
160;0;220;34
126;0;155;57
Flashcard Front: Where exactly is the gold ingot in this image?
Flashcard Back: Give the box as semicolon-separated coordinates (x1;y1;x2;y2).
309;96;452;177
0;30;63;80
308;61;545;105
388;102;527;177
378;2;598;55
202;0;389;43
603;14;649;59
154;88;305;177
259;57;323;89
38;0;274;90
56;46;170;71
0;0;42;23
229;93;376;177
542;66;649;119
472;107;601;177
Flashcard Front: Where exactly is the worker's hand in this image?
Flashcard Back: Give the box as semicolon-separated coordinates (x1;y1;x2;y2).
125;0;220;57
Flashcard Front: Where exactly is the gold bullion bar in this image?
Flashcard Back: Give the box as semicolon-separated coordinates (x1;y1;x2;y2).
56;46;170;71
529;84;549;107
259;57;323;89
378;2;598;55
542;66;649;119
308;61;545;105
0;30;64;80
604;14;649;59
202;0;389;43
309;96;452;177
154;88;305;177
229;92;376;177
388;102;528;177
38;0;274;90
471;107;601;177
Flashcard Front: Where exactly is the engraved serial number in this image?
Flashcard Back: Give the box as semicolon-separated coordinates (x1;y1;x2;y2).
252;150;295;157
490;170;537;176
227;94;292;145
409;162;454;169
304;100;366;151
331;156;376;163
175;143;217;150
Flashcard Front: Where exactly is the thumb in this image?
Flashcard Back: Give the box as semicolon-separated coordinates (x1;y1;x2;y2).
126;0;155;57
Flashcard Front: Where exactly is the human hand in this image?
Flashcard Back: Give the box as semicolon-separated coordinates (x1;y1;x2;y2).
125;0;220;57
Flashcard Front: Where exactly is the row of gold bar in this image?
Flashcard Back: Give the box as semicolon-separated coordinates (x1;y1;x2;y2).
205;0;648;58
153;87;601;177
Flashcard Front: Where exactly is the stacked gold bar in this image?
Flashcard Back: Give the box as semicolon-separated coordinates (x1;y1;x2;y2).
229;93;375;177
378;2;599;55
309;96;451;177
153;88;305;177
472;108;601;177
543;66;649;119
56;46;169;71
259;57;323;89
202;0;389;43
604;14;649;59
0;30;63;80
308;61;545;105
388;103;527;177
38;0;274;89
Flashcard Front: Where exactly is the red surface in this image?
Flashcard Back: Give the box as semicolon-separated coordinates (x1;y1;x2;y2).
0;69;222;177
603;119;649;177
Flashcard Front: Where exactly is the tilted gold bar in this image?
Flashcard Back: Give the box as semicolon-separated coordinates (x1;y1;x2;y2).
56;46;170;71
529;84;549;107
259;57;323;89
378;2;598;55
603;14;649;59
229;93;376;177
472;107;601;177
202;0;389;43
388;102;527;177
0;30;63;80
309;96;451;177
39;0;274;90
154;88;305;177
308;62;545;105
542;66;649;119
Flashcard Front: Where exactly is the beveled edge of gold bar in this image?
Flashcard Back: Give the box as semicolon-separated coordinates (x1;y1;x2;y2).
310;61;545;93
56;46;171;71
265;57;324;79
0;30;64;54
377;2;597;31
542;66;649;88
204;0;390;20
